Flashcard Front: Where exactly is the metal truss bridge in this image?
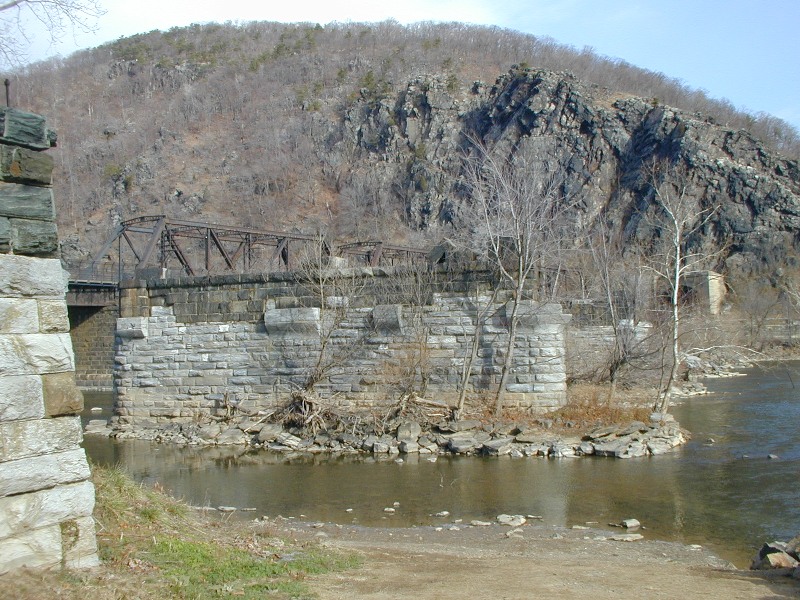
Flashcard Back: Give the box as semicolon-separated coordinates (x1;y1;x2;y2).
66;216;430;304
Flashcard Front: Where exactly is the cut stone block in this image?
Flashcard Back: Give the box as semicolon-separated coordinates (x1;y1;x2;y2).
0;254;66;297
0;416;83;462
0;333;75;375
0;448;91;498
0;480;95;538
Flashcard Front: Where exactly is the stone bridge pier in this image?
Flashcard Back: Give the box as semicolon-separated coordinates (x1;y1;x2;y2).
112;269;572;426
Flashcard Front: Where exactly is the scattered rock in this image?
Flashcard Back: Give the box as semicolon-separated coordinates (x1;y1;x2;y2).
440;419;482;433
481;437;515;456
497;514;526;527
621;519;641;530
397;421;422;441
257;423;284;443
609;534;644;542
751;539;800;570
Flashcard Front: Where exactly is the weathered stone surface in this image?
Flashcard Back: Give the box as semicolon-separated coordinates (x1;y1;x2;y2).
0;448;91;498
0;217;9;251
0;182;55;220
62;516;99;569
396;421;422;441
37;300;70;333
0;524;61;574
216;427;248;445
515;431;544;444
0;333;75;376
550;443;578;458
0;109;98;577
751;540;800;570
0;108;55;150
42;372;83;416
264;307;321;336
274;432;303;449
0;417;83;462
481;437;514;456
257;423;284;443
497;514;526;527
448;436;478;453
398;440;419;453
116;317;148;339
609;533;644;542
753;550;799;570
114;273;573;425
9;218;58;256
622;518;641;530
0;255;66;297
0;374;44;421
372;304;404;332
0;481;95;538
440;419;481;432
0;298;39;333
0;145;54;185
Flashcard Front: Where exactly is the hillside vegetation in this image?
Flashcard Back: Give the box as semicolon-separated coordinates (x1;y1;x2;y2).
6;21;799;260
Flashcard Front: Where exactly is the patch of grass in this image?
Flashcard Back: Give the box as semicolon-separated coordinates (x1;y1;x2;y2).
150;537;358;598
0;465;358;599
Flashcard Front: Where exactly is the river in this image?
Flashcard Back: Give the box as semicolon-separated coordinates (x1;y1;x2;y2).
81;362;800;568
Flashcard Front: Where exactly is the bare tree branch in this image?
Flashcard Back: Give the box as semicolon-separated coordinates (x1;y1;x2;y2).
460;138;578;416
1;0;104;68
641;158;720;414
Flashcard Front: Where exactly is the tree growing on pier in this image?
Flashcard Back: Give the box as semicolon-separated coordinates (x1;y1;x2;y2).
461;140;576;417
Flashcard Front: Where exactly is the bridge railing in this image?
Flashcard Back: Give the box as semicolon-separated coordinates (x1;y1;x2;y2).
66;261;126;286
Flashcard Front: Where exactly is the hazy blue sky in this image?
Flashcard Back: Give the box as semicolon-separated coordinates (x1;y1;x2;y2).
15;0;800;130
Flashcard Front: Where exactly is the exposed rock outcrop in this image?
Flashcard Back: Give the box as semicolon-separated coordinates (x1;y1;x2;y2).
335;68;800;275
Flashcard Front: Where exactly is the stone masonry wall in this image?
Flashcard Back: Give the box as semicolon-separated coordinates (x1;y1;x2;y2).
113;270;571;425
69;305;117;391
0;108;98;573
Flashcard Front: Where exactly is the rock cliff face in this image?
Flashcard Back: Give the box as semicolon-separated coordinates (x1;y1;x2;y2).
334;67;800;274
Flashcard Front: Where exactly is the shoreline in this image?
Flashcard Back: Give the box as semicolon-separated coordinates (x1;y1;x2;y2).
260;514;797;599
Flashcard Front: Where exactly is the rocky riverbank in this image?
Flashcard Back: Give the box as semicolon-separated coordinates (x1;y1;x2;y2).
86;408;689;459
751;534;800;582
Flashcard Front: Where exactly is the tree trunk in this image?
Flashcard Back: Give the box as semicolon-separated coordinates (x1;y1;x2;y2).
494;289;522;418
457;288;498;415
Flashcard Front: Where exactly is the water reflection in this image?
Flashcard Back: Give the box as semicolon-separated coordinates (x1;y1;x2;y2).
81;362;800;567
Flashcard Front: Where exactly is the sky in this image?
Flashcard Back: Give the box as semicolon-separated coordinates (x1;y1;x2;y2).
11;0;800;130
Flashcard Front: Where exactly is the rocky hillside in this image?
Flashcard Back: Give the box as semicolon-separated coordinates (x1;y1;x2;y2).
7;21;800;277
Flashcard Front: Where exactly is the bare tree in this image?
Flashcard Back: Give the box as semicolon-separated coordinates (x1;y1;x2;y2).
1;0;104;67
585;222;657;401
462;140;575;417
292;234;369;396
641;158;717;414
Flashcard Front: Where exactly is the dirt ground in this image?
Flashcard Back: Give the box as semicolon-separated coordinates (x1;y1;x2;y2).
272;520;800;600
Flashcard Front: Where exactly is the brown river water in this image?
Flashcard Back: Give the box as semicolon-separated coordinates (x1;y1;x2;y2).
81;362;800;568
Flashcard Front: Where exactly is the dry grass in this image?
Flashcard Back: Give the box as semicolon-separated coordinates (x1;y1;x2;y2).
552;383;654;431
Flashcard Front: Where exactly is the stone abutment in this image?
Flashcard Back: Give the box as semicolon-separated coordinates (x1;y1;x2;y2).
0;107;98;573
